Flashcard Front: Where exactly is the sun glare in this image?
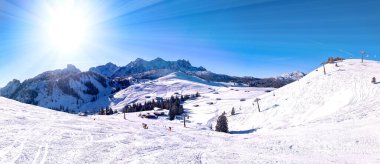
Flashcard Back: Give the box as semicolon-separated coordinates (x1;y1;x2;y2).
43;3;91;53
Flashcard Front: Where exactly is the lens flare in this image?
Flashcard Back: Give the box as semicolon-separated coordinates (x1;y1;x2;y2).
42;2;92;54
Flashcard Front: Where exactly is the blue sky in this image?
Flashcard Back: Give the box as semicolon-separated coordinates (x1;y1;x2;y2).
0;0;379;87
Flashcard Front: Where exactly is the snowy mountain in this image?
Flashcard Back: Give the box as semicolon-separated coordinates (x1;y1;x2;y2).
1;59;379;163
89;62;119;77
0;65;124;113
0;79;21;97
241;71;306;88
111;57;207;78
91;57;303;87
275;71;306;81
0;58;302;113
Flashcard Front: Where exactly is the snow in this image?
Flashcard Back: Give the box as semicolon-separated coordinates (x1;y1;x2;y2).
1;59;380;163
110;72;230;110
228;59;380;130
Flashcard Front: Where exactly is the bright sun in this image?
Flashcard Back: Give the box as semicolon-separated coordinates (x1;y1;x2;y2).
44;4;91;53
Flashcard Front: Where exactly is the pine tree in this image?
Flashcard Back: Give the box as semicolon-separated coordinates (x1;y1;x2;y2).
98;108;104;115
215;114;228;133
180;95;185;102
231;107;235;115
174;104;180;114
168;108;176;120
178;105;184;115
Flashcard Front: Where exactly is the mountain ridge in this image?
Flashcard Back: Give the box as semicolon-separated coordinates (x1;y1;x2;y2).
90;57;304;87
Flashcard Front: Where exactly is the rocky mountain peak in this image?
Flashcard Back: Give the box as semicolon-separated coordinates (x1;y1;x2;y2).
89;62;120;77
65;64;81;73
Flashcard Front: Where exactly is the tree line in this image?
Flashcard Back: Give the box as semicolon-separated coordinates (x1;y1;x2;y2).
121;92;201;120
98;106;116;115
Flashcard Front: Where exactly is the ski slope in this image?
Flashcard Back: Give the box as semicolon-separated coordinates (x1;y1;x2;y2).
110;72;272;110
1;59;380;163
222;59;380;131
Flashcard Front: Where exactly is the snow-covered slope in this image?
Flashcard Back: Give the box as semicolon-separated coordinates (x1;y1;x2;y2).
219;59;380;130
111;72;229;110
2;56;380;164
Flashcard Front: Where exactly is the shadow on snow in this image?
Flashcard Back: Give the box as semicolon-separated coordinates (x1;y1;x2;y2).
229;128;257;134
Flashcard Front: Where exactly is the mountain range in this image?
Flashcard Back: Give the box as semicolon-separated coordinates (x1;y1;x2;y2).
0;58;304;112
90;57;304;87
